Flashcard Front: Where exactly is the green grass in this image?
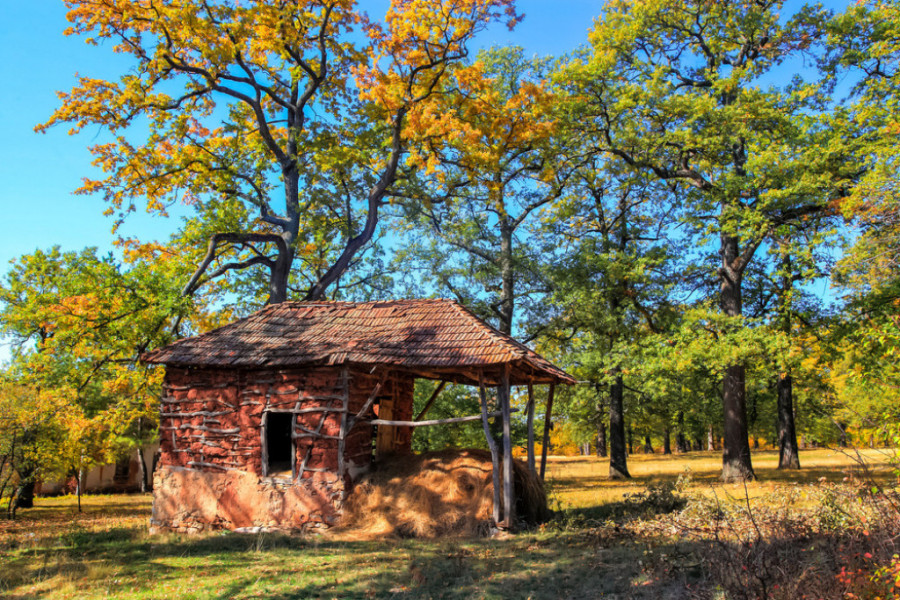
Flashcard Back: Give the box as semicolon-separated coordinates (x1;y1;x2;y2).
0;448;895;599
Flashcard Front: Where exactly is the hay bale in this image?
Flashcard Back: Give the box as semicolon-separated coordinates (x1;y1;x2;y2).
335;449;550;539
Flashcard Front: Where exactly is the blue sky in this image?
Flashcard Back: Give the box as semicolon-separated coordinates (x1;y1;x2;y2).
0;1;601;273
0;0;853;272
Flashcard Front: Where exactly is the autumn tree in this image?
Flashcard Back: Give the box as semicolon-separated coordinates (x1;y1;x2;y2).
565;0;856;480
41;0;521;305
0;246;205;509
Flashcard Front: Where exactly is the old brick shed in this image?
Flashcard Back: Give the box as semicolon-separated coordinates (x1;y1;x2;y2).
142;299;573;533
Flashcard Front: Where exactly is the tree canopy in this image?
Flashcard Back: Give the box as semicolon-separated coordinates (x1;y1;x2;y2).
1;0;898;500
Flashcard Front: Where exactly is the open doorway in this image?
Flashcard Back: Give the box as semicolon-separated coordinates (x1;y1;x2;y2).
264;412;294;476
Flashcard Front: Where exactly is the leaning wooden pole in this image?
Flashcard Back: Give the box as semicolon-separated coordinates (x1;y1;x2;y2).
539;383;556;481
526;384;536;477
478;372;502;526
499;366;515;530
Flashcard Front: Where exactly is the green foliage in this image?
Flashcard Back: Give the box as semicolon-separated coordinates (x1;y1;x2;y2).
0;246;203;499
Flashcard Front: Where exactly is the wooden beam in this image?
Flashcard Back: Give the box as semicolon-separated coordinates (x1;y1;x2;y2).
478;371;502;526
499;365;515;530
337;367;349;490
414;381;447;421
262;406;348;415
526;384;536;477
539;384;556;481
350;375;386;425
369;410;515;428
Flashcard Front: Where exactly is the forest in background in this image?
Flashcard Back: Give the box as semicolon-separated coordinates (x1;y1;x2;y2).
0;0;898;511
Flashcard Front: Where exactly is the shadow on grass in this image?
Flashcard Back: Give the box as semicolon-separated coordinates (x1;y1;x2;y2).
0;518;694;600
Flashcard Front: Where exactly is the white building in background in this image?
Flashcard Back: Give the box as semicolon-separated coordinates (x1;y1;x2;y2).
37;444;158;495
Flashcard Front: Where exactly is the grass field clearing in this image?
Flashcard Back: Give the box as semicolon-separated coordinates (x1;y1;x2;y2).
0;448;896;599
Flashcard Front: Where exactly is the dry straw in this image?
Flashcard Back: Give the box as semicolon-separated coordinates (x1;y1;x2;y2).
336;449;550;539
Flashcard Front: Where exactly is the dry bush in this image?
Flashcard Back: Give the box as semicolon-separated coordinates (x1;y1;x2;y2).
655;480;900;600
336;449;549;539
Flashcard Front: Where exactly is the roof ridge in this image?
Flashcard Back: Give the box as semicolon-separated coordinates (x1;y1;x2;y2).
446;301;526;361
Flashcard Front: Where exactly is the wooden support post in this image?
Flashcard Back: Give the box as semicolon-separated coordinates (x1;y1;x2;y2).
499;366;515;530
260;411;269;477
526;384;536;477
539;383;556;482
337;367;349;494
478;371;502;526
291;413;298;481
415;381;447;421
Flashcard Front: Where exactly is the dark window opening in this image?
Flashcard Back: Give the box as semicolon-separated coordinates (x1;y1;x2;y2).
265;413;294;476
113;456;131;483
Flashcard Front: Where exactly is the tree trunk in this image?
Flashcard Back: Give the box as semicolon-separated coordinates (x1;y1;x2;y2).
596;421;607;458
497;210;515;336
303;109;406;302
775;250;801;470
608;374;630;478
837;423;848;447
676;412;688;453
663;427;672;455
13;430;35;510
707;424;715;451
719;232;755;481
643;435;653;454
721;365;755;481
77;467;83;513
14;479;35;510
137;446;149;493
268;240;293;304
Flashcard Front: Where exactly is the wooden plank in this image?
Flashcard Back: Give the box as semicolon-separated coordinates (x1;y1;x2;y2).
292;432;341;441
160;410;233;418
295;410;329;482
539;384;556;481
375;381;396;458
499;366;515;530
351;375;386;424
260;411;269;477
178;424;240;434
414;381;447;421
413;381;447;421
263;406;347;415
526;384;536;477
187;461;242;471
478;372;502;526
291;413;298;480
369;410;514;428
337;367;349;490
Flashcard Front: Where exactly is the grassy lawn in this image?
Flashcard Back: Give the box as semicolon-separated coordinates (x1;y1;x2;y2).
0;448;896;600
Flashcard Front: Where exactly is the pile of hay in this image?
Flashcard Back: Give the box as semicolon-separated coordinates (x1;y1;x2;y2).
336;449;550;539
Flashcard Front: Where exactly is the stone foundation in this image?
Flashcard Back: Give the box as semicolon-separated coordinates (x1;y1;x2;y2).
150;465;344;533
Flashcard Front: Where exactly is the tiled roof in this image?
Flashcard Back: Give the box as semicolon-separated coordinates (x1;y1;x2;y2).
142;299;574;385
